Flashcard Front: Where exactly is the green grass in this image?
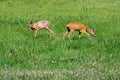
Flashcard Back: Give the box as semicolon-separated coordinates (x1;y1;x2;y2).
0;0;120;80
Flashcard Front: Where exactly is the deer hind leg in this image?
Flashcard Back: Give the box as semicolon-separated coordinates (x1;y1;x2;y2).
45;27;54;37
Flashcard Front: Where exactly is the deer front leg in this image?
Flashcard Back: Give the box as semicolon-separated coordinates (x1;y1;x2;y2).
84;32;90;37
68;30;74;41
80;30;89;36
34;30;38;38
63;31;68;40
45;28;54;37
81;30;91;40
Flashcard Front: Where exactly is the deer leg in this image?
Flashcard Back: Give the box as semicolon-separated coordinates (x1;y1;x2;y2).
68;30;74;41
81;31;91;39
63;31;69;40
45;28;54;37
34;30;38;38
84;32;90;37
85;32;91;40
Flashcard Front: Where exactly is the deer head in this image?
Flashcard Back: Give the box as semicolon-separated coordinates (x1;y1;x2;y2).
92;28;96;37
27;21;32;31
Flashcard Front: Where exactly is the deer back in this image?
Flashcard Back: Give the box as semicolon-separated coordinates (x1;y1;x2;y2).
37;20;50;29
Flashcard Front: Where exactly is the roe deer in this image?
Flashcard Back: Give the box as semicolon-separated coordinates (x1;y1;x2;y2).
63;22;96;41
27;20;54;38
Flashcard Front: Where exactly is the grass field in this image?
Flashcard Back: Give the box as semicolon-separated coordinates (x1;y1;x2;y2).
0;0;120;80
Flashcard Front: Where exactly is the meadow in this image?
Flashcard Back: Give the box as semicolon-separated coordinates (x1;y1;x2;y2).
0;0;120;80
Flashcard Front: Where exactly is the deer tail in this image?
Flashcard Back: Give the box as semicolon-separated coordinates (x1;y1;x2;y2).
66;25;70;32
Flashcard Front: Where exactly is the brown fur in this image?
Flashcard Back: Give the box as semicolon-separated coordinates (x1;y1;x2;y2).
63;22;96;41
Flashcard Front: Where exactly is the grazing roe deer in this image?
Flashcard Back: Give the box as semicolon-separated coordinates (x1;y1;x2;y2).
63;22;96;41
27;20;54;38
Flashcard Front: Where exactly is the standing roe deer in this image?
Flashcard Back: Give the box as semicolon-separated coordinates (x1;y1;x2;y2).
27;20;54;38
63;22;96;41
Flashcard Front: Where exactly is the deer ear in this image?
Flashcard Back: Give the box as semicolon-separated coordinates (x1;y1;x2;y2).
30;21;32;24
93;28;96;34
93;28;96;31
